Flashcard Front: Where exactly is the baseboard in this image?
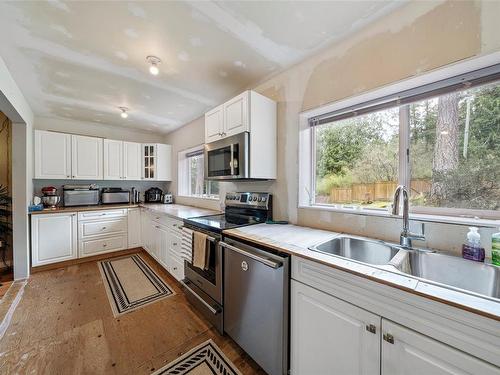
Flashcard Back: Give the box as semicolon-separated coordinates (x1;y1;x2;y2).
30;247;144;274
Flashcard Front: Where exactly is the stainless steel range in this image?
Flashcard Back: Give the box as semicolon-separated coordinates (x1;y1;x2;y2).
182;192;272;334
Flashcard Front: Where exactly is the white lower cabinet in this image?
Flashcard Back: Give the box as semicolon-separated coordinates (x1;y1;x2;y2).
382;319;500;375
127;208;141;248
31;213;78;267
291;257;500;375
140;208;184;281
291;280;380;375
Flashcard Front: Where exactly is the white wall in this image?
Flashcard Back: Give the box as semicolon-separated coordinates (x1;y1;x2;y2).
0;56;34;280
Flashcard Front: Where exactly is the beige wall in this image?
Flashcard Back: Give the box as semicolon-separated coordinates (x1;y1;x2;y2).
165;0;500;256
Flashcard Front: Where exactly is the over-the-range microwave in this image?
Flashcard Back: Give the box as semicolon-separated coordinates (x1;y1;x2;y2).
204;132;250;180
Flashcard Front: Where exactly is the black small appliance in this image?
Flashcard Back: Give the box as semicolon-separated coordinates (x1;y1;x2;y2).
145;187;163;203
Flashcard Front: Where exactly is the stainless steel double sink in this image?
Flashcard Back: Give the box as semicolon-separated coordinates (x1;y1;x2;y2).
309;235;500;300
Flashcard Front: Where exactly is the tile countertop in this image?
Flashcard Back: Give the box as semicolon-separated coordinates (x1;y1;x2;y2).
30;203;219;220
223;223;500;321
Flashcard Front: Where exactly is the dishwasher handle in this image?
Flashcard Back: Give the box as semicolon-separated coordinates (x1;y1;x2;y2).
220;241;283;269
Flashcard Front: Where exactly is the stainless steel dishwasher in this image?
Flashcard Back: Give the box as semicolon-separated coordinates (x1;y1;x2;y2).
221;237;289;375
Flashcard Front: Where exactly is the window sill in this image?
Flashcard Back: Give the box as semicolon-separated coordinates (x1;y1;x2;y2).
298;204;500;228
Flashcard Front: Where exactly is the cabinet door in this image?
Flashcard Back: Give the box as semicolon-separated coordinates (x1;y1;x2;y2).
142;144;156;180
34;130;72;179
155;144;172;181
103;139;123;180
140;210;151;252
205;105;224;143
128;208;141;248
157;224;170;270
72;135;103;180
291;280;380;375
123;142;142;180
382;319;500;375
31;213;77;266
223;91;248;137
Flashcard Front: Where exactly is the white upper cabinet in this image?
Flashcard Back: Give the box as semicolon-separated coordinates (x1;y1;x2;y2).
123;141;142;180
142;143;171;181
103;139;123;180
223;92;248;137
34;130;167;181
34;130;72;179
71;135;103;180
205;105;224;143
204;90;275;144
104;140;142;180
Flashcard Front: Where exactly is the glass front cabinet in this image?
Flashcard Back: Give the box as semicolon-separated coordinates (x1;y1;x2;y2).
142;143;172;181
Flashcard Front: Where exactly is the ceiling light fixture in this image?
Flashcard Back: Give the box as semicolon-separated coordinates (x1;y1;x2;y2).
118;106;129;118
146;55;161;75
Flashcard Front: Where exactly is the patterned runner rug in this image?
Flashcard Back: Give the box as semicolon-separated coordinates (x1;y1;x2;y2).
98;254;175;317
154;340;242;375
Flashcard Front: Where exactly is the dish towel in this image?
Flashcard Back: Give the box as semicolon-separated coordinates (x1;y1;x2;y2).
193;231;209;270
181;227;193;263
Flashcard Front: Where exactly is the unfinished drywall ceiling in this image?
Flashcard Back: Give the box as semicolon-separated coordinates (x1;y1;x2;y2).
0;0;403;133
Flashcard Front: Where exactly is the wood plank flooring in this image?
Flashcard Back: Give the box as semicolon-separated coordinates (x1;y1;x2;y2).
0;250;266;374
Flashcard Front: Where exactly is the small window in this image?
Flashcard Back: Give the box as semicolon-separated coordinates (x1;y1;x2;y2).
309;65;500;218
178;146;219;199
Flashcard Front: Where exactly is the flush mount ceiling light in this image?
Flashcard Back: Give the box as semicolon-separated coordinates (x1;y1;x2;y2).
118;106;129;118
146;55;161;75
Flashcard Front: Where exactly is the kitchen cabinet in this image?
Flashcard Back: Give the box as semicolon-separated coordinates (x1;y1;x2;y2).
205;105;224;143
204;90;275;143
142;144;172;181
31;213;77;266
223;91;248;137
34;130;72;179
123;141;142;180
382;319;500;375
127;208;141;248
291;280;380;375
103;139;123;180
78;209;128;258
104;140;142;180
71;135;103;180
291;256;500;372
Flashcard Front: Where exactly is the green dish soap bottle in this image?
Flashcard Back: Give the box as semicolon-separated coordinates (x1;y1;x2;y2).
493;228;500;266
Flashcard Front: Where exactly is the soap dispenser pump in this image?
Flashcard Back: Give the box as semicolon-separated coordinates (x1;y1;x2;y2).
462;227;485;262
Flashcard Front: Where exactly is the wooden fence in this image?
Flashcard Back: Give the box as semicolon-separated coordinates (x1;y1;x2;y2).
330;179;431;203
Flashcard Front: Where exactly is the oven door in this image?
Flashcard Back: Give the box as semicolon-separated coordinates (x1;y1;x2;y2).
204;132;249;180
184;231;223;304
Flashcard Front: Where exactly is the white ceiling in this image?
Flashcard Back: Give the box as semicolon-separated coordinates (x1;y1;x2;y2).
0;1;403;134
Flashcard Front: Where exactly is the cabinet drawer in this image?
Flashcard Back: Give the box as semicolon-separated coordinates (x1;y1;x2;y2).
79;235;127;257
169;233;182;257
78;209;127;221
79;217;127;238
170;258;184;281
150;212;170;227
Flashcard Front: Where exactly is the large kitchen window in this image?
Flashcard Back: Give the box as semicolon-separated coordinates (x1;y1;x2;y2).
178;146;219;199
309;64;500;218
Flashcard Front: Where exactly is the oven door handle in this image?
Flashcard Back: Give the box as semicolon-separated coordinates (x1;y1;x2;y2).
181;280;221;314
220;241;282;269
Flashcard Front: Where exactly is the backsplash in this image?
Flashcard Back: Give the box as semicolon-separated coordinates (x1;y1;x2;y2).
33;179;171;203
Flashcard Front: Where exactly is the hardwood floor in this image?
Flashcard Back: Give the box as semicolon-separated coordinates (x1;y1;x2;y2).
0;250;266;374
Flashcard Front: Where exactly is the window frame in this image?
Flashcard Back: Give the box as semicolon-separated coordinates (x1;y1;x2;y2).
178;145;219;200
299;54;500;221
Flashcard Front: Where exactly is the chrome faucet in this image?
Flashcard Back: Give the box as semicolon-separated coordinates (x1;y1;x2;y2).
392;185;425;248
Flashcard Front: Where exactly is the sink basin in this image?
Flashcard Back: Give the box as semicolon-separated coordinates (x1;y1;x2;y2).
310;235;400;265
393;251;500;299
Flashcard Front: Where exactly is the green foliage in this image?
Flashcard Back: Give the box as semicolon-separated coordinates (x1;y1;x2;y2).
316;173;353;196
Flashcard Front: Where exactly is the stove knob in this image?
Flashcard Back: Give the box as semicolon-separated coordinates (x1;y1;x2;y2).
258;197;263;202
261;197;267;202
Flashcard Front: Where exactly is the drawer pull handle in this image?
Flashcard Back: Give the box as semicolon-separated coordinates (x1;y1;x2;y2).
103;243;107;247
366;324;376;334
383;333;394;344
101;227;107;230
173;242;177;246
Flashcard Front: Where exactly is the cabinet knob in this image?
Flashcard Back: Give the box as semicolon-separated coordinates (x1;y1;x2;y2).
66;175;70;178
383;333;394;344
103;243;107;247
173;242;177;246
173;267;177;270
72;176;75;178
101;227;107;230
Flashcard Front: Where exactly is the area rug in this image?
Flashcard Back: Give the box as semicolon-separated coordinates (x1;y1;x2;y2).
98;254;175;317
153;340;242;375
